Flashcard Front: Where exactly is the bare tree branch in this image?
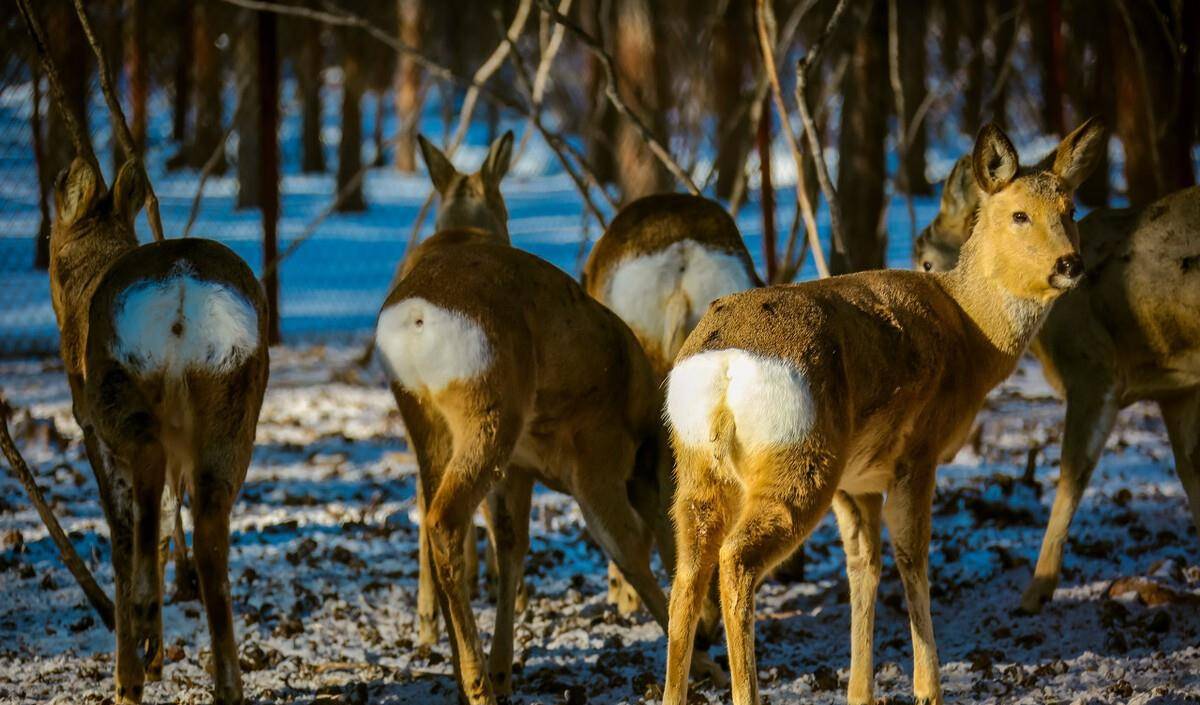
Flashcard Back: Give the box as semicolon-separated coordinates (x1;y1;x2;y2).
793;0;849;263
14;0;99;176
449;0;533;153
887;0;917;242
755;0;828;280
0;397;114;631
536;0;700;195
513;0;574;162
1114;0;1165;194
72;0;165;242
183;74;253;239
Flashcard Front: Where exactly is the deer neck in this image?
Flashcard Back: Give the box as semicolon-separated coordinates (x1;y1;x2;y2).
938;240;1054;360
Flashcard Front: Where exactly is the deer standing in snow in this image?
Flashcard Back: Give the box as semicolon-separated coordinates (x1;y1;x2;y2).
915;153;1200;614
377;134;721;705
583;193;761;614
661;120;1104;705
49;158;268;705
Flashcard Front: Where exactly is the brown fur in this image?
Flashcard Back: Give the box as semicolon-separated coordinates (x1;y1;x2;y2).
661;121;1103;705
917;151;1200;613
50;159;268;705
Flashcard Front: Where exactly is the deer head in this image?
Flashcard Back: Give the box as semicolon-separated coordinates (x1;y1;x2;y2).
418;131;514;242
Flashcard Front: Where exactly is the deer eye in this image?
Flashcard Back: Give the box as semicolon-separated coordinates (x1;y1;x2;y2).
923;261;933;272
1012;211;1030;225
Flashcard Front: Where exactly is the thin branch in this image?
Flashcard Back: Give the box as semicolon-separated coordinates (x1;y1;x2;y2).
448;0;533;153
793;0;849;262
0;398;115;631
982;0;1025;112
886;0;916;242
755;0;828;279
513;0;574;162
72;0;165;242
536;0;700;195
14;0;99;175
183;74;253;239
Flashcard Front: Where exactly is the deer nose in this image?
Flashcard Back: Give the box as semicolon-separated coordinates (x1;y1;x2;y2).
1054;254;1083;279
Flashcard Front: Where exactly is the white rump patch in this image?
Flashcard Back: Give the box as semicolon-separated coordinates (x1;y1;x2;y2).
111;262;258;376
375;297;491;394
666;350;815;452
605;241;754;357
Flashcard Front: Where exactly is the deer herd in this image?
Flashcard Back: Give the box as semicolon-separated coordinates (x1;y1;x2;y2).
33;72;1200;705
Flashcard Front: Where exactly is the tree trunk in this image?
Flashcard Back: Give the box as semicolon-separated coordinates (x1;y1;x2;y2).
172;0;193;144
394;0;423;172
125;0;148;155
258;10;281;345
712;0;752;201
612;0;671;201
337;41;368;212
833;0;888;274
898;0;930;194
190;0;226;173
1112;0;1196;207
32;67;50;271
984;0;1016;127
297;19;326;173
236;17;262;209
757;95;776;282
1031;0;1066;135
1068;0;1112;207
960;0;985;135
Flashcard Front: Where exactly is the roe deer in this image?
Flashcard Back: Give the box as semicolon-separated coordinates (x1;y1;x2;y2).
377;137;722;704
660;119;1105;705
583;193;760;614
915;154;1200;614
405;132;520;647
50;159;268;705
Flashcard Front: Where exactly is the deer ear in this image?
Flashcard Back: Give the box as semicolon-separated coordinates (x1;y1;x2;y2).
481;130;514;188
1052;117;1107;191
55;157;102;227
417;134;457;194
972;123;1019;195
111;160;147;223
940;156;978;216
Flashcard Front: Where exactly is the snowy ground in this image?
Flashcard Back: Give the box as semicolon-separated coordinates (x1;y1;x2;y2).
0;343;1197;704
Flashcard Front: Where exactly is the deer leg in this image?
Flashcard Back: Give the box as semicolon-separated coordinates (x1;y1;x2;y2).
1022;383;1118;613
171;487;199;603
102;452;144;705
832;491;883;705
662;447;730;705
191;465;243;705
129;444;167;684
883;467;941;705
1160;392;1200;538
416;480;441;646
483;469;533;696
426;442;510;705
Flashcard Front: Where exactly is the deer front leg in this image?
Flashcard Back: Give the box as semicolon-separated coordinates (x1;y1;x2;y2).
483;470;533;696
832;492;883;705
416;480;441;646
884;468;941;705
1160;393;1200;538
109;468;144;705
1022;384;1118;614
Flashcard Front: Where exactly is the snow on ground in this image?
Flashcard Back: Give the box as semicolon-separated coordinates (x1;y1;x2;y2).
0;343;1197;704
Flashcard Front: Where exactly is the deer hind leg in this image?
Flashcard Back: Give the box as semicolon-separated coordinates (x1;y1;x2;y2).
1159;392;1200;539
662;446;732;705
611;434;672;617
832;491;883;705
1022;382;1119;614
126;445;167;685
719;449;836;705
415;481;441;645
883;465;941;705
99;447;144;705
483;469;533;696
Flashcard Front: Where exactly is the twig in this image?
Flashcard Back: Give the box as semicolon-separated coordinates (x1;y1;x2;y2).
536;0;700;195
982;0;1025;112
14;0;100;175
72;0;166;242
183;74;253;239
513;0;573;162
755;0;828;279
886;0;916;242
794;0;849;262
0;397;115;631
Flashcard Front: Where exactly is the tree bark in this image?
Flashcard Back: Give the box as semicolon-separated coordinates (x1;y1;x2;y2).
1031;0;1066;135
1112;0;1196;207
236;16;262;209
757;95;776;282
297;18;326;173
612;0;671;201
190;0;226;173
898;0;930;194
337;38;367;212
833;0;888;274
960;0;985;135
124;0;147;155
713;0;752;201
394;0;422;172
1068;0;1112;207
258;10;281;345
